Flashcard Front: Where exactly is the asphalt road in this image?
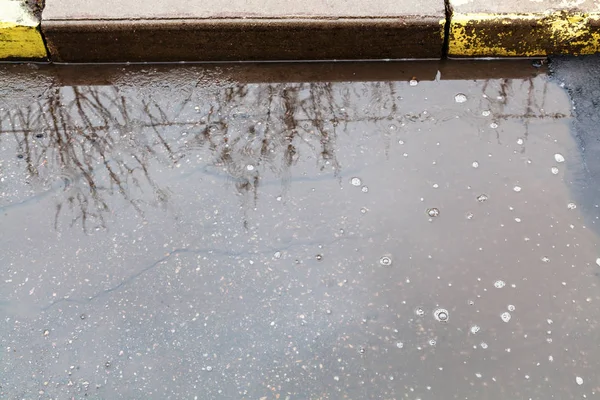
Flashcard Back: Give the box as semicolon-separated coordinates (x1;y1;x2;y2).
1;61;599;399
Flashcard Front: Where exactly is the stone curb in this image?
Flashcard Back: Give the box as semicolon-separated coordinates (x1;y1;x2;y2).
0;0;47;60
449;10;600;58
2;0;600;61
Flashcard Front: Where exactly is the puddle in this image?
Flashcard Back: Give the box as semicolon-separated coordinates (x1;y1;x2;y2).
0;62;598;399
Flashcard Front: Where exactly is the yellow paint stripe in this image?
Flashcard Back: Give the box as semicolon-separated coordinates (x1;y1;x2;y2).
0;0;47;59
449;11;600;57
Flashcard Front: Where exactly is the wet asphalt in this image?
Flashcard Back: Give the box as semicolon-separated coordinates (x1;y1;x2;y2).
1;60;599;399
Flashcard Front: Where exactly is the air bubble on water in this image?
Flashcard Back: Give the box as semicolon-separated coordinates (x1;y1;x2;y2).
427;208;440;217
482;110;491;116
480;342;488;349
477;194;488;202
490;122;499;129
554;153;565;163
409;79;418;86
513;186;522;192
508;305;516;311
396;342;404;349
379;256;392;267
433;308;449;322
246;164;255;171
470;325;481;334
472;161;479;168
576;376;584;385
429;339;437;346
567;202;577;210
415;307;425;317
494;280;506;289
501;312;512;323
361;186;369;193
551;166;559;175
517;138;524;145
316;254;323;261
399;140;405;145
360;207;368;214
455;93;468;103
541;256;550;263
350;177;362;186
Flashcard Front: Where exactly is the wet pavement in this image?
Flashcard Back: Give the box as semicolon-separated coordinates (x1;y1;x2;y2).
1;61;599;399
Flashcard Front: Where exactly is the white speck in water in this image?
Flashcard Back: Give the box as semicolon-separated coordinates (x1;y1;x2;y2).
480;342;488;349
567;202;577;210
508;305;516;311
517;138;524;145
541;256;550;263
551;166;559;175
432;183;439;188
455;93;468;103
206;366;213;372
415;307;425;317
427;208;440;217
470;325;481;334
513;186;522;192
334;376;340;381
549;355;554;362
490;122;498;129
429;339;437;346
273;251;281;259
433;308;449;322
409;79;418;86
475;373;482;378
501;312;512;323
482;110;491;116
350;177;362;186
554;153;565;163
547;319;553;325
494;280;506;289
360;207;368;214
466;212;474;220
477;194;489;203
246;164;255;171
399;139;405;145
472;161;479;168
596;258;600;267
361;186;369;193
379;256;392;267
576;376;583;386
396;342;404;349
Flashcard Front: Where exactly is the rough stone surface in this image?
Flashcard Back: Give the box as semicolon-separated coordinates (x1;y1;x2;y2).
449;0;600;57
43;0;444;20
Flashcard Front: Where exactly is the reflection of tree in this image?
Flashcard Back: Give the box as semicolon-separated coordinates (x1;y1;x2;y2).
1;68;423;232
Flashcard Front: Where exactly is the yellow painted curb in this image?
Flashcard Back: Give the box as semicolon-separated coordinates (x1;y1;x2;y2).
0;0;47;59
449;11;600;57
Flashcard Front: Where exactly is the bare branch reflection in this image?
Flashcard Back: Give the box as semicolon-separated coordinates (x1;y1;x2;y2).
0;67;562;233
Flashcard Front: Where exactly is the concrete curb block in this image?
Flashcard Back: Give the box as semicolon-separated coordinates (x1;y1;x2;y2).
0;0;47;60
449;11;600;57
42;18;446;63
